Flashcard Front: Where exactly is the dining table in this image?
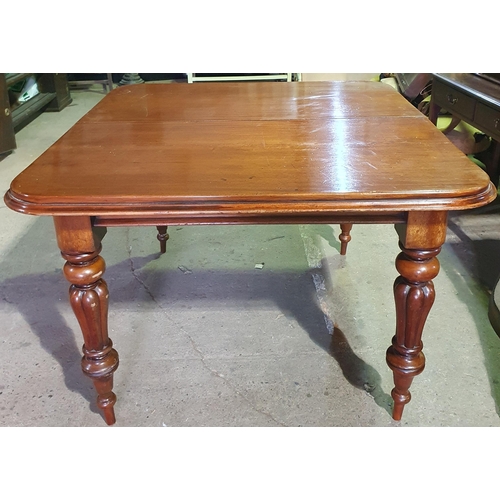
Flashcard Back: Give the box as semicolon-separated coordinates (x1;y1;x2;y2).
4;80;496;425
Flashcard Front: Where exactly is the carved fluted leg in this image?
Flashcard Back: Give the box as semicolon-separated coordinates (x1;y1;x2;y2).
156;225;169;254
388;211;447;420
339;223;353;255
54;216;119;425
387;244;440;420
66;258;118;424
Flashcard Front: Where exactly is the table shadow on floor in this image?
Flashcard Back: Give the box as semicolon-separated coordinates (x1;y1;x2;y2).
127;255;392;412
0;219;393;421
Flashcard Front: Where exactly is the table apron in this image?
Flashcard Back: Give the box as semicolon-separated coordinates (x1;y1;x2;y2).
92;213;407;227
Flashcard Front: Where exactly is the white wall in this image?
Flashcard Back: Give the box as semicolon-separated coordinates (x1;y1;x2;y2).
300;73;379;82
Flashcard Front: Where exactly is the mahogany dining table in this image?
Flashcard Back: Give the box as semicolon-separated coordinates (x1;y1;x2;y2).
4;81;496;425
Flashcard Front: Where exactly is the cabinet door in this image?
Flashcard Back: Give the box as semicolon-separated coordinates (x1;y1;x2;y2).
0;74;16;155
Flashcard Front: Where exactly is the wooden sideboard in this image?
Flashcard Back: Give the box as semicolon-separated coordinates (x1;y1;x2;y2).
429;73;500;185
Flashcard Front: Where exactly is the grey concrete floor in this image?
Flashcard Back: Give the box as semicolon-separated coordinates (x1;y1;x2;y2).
1;84;500;427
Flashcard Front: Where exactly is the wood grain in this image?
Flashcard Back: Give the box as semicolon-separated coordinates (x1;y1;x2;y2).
5;82;495;217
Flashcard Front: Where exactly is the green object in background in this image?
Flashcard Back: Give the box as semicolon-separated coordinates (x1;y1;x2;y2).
8;79;25;93
468;155;486;170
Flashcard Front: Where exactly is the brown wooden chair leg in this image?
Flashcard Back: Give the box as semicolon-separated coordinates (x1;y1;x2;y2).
156;226;169;254
339;223;353;255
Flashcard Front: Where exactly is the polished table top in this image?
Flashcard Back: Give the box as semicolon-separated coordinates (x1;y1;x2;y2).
4;81;497;425
5;81;495;217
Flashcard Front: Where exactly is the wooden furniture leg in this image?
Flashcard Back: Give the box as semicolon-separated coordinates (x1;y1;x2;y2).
156;225;169;254
387;212;447;420
54;216;119;425
441;115;462;135
485;140;500;187
429;99;440;125
428;98;461;133
339;223;353;255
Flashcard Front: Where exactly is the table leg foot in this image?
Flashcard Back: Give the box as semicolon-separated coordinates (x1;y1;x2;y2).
386;243;440;420
92;373;117;425
80;338;119;425
339;223;353;255
156;225;169;254
391;373;411;421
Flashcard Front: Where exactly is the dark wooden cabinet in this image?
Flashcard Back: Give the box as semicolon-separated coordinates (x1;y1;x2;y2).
0;73;72;155
430;73;500;185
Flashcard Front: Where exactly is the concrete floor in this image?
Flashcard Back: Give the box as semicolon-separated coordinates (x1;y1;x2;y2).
1;84;500;427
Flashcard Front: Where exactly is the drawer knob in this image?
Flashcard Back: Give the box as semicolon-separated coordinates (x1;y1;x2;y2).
447;94;458;105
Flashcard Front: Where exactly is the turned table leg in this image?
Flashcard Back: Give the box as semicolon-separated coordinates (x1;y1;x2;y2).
54;216;119;425
387;211;447;420
156;225;169;254
339;223;353;255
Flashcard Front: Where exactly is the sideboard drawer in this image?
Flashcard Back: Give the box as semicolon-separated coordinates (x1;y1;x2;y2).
433;79;476;120
475;102;500;141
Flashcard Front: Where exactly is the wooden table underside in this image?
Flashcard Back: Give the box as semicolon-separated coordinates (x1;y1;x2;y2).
4;81;496;425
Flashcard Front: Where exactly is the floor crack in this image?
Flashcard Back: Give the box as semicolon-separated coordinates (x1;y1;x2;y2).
127;237;157;304
125;230;287;426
